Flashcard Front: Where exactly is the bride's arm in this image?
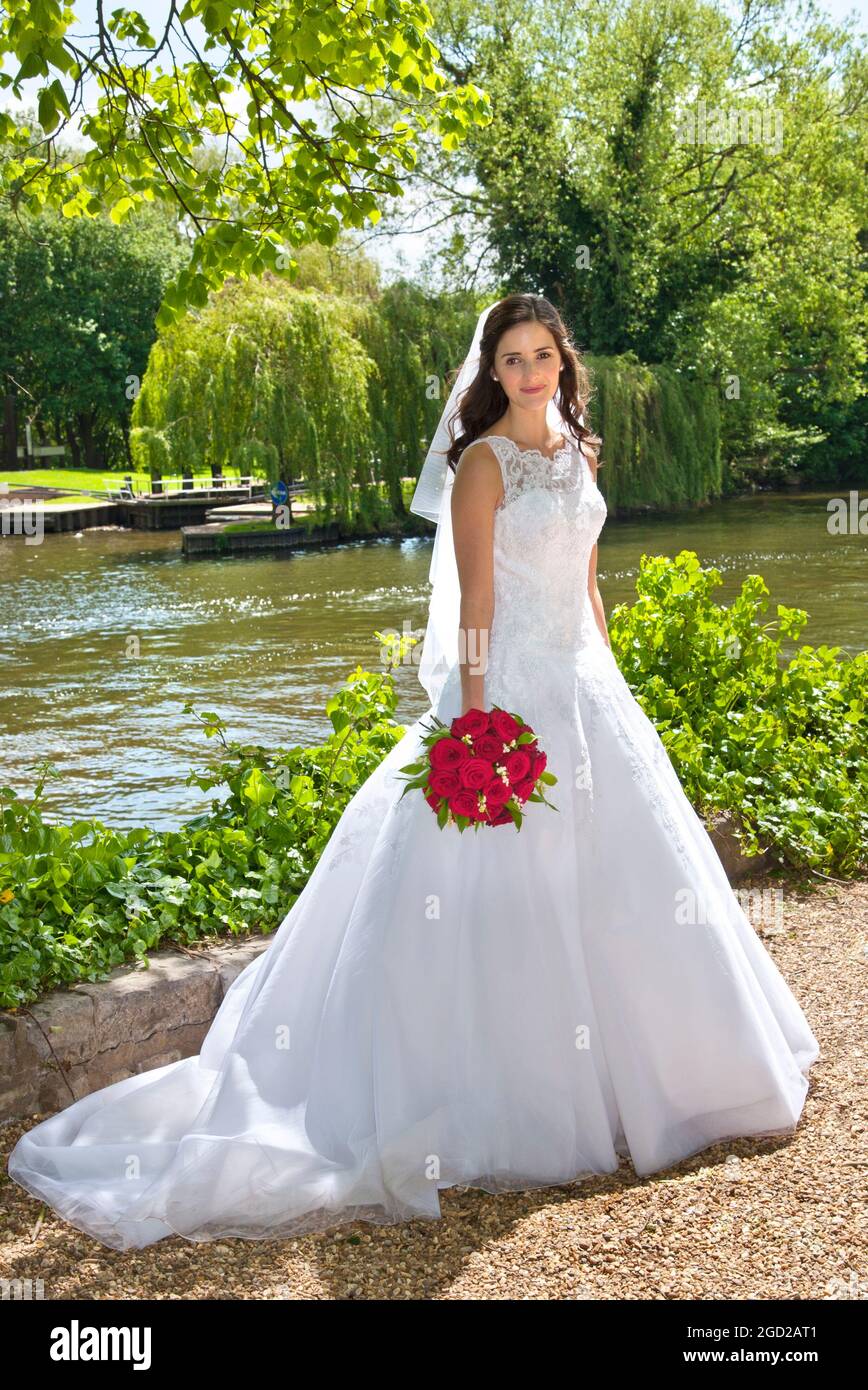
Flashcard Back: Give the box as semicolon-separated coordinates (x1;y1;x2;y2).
586;453;610;648
451;443;502;715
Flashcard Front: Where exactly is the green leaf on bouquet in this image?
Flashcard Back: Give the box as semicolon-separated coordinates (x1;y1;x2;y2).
516;732;536;744
436;800;449;829
397;774;429;795
538;770;557;784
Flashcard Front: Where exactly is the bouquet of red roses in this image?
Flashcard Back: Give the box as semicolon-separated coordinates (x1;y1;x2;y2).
397;705;557;830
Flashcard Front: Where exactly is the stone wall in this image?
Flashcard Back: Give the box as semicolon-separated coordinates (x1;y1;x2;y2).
1;935;273;1123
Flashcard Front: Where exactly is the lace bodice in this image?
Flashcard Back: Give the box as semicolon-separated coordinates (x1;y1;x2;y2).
464;434;608;664
326;431;707;878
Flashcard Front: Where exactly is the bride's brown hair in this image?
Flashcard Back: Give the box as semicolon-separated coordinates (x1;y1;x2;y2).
445;294;603;473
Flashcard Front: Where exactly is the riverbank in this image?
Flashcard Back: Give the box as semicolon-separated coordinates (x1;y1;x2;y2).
181;480;852;557
0;477;846;550
0;489;271;534
181;510;433;555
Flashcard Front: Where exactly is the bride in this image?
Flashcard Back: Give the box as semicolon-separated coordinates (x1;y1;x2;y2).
7;294;819;1250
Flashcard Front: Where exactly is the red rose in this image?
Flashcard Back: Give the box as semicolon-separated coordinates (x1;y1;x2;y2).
484;776;512;806
450;789;480;819
504;749;531;783
429;769;460;798
459;756;494;790
404;704;549;832
430;736;471;771
474;732;505;760
452;708;490;739
490;708;521;742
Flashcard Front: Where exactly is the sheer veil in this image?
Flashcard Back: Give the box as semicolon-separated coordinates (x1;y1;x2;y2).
408;301;580;709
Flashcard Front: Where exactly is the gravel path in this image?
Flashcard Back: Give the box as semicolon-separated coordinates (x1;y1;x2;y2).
2;873;865;1300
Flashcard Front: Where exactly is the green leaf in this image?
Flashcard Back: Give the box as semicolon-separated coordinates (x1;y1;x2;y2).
109;196;136;225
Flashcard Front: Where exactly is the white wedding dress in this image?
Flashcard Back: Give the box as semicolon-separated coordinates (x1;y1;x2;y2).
7;435;820;1250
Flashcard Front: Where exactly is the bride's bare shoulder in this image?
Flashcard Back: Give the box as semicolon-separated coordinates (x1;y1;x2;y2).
453;439;502;482
455;436;499;467
452;438;504;512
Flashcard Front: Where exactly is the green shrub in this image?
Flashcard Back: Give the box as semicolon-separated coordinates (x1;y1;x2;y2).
0;663;407;1008
609;551;868;874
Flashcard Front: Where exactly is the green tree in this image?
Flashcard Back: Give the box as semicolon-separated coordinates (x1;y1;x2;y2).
393;0;867;483
131;277;381;519
356;280;481;515
0;201;188;467
0;0;490;321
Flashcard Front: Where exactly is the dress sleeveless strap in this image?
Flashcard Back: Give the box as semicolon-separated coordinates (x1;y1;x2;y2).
457;434;587;509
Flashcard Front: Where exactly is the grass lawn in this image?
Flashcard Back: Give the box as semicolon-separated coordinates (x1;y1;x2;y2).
0;467;264;493
222;512;326;534
27;496;115;508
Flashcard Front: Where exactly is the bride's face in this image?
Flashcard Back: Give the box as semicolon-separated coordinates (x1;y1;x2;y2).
490;322;562;408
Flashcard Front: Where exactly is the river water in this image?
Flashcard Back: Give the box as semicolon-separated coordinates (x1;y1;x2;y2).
0;490;864;827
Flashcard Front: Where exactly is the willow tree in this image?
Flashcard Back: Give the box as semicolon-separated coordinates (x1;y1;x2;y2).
587;354;721;514
356;281;481;515
131;278;379;522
